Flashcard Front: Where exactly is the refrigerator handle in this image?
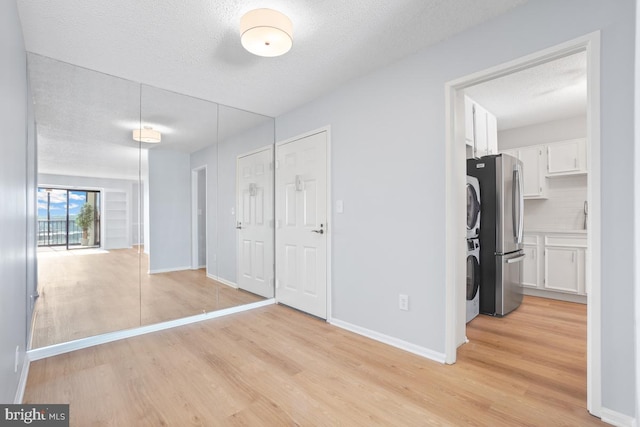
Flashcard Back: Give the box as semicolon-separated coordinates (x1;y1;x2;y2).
512;165;524;245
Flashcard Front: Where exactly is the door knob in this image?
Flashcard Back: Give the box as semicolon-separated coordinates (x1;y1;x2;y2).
236;222;242;230
311;224;324;234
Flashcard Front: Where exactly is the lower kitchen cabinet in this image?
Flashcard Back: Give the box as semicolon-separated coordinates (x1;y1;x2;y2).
544;247;582;294
521;231;587;303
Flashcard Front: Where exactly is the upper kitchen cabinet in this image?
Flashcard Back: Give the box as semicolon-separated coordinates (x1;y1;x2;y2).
501;146;547;199
546;138;587;176
465;96;497;158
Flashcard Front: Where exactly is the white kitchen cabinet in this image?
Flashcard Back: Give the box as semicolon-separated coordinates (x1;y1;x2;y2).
486;112;498;155
544;247;582;294
522;244;539;288
547;138;587;176
464;96;497;158
519;146;546;198
465;96;474;147
500;146;547;199
521;231;587;303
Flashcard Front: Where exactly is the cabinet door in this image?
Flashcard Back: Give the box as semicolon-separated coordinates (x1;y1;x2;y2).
522;245;538;288
519;146;544;197
544;247;579;293
474;105;488;157
464;96;474;147
547;140;581;174
486;112;498;155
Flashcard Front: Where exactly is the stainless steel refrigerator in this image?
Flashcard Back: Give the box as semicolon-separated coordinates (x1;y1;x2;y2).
467;153;524;316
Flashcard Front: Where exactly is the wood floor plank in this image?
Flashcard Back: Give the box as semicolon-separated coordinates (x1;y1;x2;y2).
33;248;263;348
24;296;605;426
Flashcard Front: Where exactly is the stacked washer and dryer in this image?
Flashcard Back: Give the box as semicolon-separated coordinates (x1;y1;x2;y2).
466;176;481;323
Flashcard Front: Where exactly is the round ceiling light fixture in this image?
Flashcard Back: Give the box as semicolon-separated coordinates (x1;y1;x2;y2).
240;8;293;57
132;126;161;143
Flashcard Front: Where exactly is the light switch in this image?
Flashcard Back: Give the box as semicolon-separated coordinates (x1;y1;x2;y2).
336;200;344;213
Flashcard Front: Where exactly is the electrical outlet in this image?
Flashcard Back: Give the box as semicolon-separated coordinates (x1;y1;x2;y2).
399;294;409;311
14;346;19;373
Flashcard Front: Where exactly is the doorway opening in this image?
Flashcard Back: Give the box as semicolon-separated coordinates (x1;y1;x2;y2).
37;187;101;250
191;166;207;270
445;32;601;416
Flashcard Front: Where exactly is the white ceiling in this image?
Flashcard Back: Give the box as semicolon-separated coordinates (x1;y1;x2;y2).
17;0;528;117
464;51;587;131
29;54;271;180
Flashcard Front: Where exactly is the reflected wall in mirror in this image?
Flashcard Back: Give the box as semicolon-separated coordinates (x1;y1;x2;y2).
28;54;142;348
140;87;276;325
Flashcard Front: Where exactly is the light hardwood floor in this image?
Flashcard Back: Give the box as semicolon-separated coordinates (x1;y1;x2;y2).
32;247;263;348
24;296;605;426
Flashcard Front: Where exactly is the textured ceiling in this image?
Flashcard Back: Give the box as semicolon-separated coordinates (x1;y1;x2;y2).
464;51;587;130
17;0;528;117
29;54;271;180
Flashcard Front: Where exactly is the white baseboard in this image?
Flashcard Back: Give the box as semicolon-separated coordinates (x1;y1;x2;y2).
14;354;30;404
601;407;637;427
329;318;446;364
148;265;192;274
27;299;275;361
206;273;237;289
523;287;587;304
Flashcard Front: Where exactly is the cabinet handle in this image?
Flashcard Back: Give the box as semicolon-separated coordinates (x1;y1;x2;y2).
572;252;575;263
574;158;577;168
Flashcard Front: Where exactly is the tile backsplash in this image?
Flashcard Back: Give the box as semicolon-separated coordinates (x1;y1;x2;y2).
524;174;588;231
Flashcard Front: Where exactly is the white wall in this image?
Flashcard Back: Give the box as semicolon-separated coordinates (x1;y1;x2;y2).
498;116;588;231
634;0;640;421
0;0;29;403
148;149;191;272
498;115;587;149
275;0;636;417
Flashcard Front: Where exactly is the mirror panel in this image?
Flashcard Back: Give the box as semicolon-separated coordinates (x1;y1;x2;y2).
28;54;142;348
140;84;221;324
27;55;276;349
216;105;275;301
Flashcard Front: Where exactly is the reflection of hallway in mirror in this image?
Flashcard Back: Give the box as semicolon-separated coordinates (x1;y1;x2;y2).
31;248;265;349
139;251;265;326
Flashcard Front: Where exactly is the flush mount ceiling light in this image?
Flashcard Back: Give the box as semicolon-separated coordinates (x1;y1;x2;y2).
132;126;161;143
240;8;293;57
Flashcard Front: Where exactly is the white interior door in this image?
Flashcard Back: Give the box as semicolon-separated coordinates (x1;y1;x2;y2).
275;131;328;318
236;146;274;298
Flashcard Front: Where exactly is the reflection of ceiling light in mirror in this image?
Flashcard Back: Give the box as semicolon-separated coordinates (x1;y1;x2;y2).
240;8;293;57
133;126;161;143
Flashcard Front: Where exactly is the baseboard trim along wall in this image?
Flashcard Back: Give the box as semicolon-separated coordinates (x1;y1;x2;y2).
206;273;238;289
600;408;637;427
14;355;30;404
27;299;275;361
148;265;192;274
329;318;447;364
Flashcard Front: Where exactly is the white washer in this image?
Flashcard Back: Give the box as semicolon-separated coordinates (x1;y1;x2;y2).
466;175;481;239
466;238;480;323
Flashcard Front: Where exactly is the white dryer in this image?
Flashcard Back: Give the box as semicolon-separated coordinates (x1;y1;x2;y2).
466;238;480;323
466;175;481;239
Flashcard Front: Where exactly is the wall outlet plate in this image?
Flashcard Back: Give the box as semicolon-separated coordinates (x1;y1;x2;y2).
399;294;409;311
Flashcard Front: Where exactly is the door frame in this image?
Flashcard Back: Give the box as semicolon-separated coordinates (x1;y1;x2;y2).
235;143;275;298
444;32;601;415
274;126;332;319
191;165;207;270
